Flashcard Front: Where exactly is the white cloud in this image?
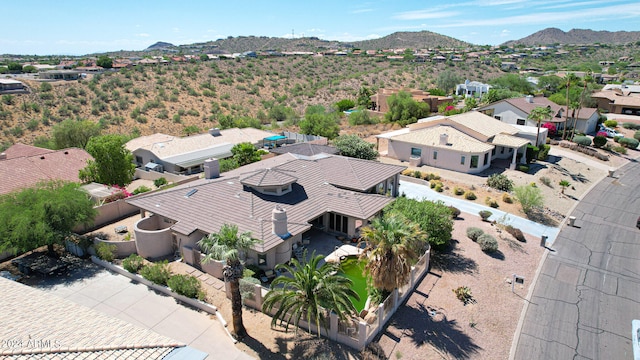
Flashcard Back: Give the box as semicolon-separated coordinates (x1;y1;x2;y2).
327;33;381;42
306;28;325;33
394;10;459;20
500;29;511;37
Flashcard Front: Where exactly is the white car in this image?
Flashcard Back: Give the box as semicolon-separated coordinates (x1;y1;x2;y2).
602;128;622;138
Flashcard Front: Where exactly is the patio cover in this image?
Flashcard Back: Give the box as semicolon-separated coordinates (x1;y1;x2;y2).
264;135;287;141
491;134;530;148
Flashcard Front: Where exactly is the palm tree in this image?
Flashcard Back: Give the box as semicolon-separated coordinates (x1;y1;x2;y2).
262;252;359;336
198;224;261;339
559;180;571;194
563;73;579;139
359;213;428;292
528;106;554;147
570;73;593;140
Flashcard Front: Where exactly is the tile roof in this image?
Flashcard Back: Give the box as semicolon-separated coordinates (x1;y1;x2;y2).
127;155;404;253
391;125;494;153
491;133;531;148
0;148;92;195
125;128;275;160
0;277;182;358
446;111;519;137
239;168;298;187
269;143;338;156
3;143;53;159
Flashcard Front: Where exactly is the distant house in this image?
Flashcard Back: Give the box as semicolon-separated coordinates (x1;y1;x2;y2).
477;95;599;135
591;88;640;116
370;88;453;113
125;127;276;175
377;111;533;173
0;144;92;195
126;153;405;266
455;80;491;98
0;78;27;93
500;62;518;71
269;142;338;157
39;70;81;81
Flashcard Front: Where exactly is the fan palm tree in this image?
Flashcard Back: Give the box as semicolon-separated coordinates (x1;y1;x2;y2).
528;106;554;147
198;224;261;339
559;180;571;194
359;213;428;292
262;252;359;336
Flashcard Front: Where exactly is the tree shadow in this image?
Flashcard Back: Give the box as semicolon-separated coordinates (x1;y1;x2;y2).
430;240;478;274
503;237;528;254
240;334;287;360
551;164;590;184
486;249;505;260
525;162;548;175
17;254;104;289
377;302;482;359
525;208;559;227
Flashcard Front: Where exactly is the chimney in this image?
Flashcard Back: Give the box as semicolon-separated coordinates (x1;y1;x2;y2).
203;158;220;179
272;205;289;237
208;128;221;137
440;133;449;145
525;95;534;103
0;153;6;160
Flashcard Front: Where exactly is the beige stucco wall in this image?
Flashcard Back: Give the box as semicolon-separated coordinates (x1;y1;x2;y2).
134;216;174;259
388;139;492;174
93;238;137;258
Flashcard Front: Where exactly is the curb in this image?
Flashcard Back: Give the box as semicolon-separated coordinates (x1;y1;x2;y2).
507;167;612;360
90;256;237;343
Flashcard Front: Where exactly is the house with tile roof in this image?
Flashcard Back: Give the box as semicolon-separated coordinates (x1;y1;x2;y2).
0;144;92;195
125;127;276;175
477;95;599;135
0;277;203;359
455;79;491;98
377;111;534;173
591;88;640;116
269;142;338;157
126;153;405;270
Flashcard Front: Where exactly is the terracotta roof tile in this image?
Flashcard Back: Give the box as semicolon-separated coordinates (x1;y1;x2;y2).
2;143;53;159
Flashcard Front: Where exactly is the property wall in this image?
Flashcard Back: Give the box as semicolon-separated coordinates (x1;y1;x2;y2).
74;199;139;233
133;216;174;259
134;168;195;183
93;237;137;258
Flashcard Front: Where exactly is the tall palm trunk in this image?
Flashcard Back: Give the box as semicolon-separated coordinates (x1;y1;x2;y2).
224;260;247;339
563;80;570;139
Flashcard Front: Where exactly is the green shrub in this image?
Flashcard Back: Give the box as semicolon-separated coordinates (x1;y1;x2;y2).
448;206;461;219
453;187;465;195
612;146;627;154
478;234;499;253
592;135;607;148
453;286;473;304
622;122;640;130
613;136;622;143
479;210;492;221
140;261;171;286
464;191;477;200
513;185;544;213
618;137;639;149
525;144;539;163
154;177;168;187
517;164;530;173
603;120;618;128
434;183;443;192
635;130;640;141
167;274;205;300
430;180;437;189
537;144;551;160
504;225;526;242
539;176;552;187
485;197;499;208
573;135;592;146
413;170;422;178
487;173;514;192
502;193;513;203
95;242;117;262
123;254;144;273
466;227;484;241
132;185;152;195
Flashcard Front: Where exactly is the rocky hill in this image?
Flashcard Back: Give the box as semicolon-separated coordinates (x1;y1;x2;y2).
503;28;640;46
146;41;176;51
352;31;469;50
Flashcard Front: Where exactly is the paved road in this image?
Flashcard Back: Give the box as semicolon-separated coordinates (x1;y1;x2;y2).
513;159;640;359
399;179;560;244
35;262;253;360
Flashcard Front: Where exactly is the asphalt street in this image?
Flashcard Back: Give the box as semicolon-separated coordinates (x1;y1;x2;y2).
513;159;640;359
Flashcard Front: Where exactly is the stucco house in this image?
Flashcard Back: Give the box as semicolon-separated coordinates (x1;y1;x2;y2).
455;80;491;98
477;95;599;135
377;111;535;173
0;78;27;93
591;87;640;116
125;127;275;175
0;144;92;195
370;88;453;113
126;153;405;271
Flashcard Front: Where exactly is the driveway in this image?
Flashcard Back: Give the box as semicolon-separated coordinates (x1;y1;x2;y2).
33;261;253;360
399;180;560;244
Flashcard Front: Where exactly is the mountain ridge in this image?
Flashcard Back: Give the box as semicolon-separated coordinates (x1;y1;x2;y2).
502;28;640;46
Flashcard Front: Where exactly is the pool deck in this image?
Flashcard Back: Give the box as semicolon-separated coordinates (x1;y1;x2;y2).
324;244;363;263
298;228;363;264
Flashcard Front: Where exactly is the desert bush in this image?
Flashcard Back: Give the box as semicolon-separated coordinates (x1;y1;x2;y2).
453;286;473;304
464;191;477;200
466;227;484;241
573;135;592;146
618;137;639;149
505;225;526;242
413;170;422;178
485;197;499;208
95;242;117;262
537;144;551;160
613;136;622;143
168;274;205;300
434;182;443;192
612;146;627;154
132;185;151;195
123;254;145;273
622;122;640;130
479;210;492;221
140;261;171;286
154;177;168;187
448;206;461;219
502;193;513;203
401;169;413;176
478;234;499;253
525;144;539;163
592;136;607;148
635;130;640;141
453;187;465;195
487;173;513;192
517;164;530;173
603;120;618;128
513;185;544;213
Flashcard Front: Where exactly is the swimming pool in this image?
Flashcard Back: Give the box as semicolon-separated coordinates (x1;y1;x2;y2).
338;256;369;312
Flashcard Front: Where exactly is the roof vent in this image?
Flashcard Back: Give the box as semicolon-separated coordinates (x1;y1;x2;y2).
40;156;45;160
440;133;449;145
0;153;6;160
64;151;69;155
525;95;534;103
209;128;221;136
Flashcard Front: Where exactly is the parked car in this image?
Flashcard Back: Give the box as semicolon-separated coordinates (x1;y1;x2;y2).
601;127;622;138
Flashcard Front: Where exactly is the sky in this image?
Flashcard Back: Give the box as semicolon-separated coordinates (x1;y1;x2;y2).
2;0;639;55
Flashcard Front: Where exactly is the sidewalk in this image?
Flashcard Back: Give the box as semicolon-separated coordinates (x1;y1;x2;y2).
399;179;560;245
